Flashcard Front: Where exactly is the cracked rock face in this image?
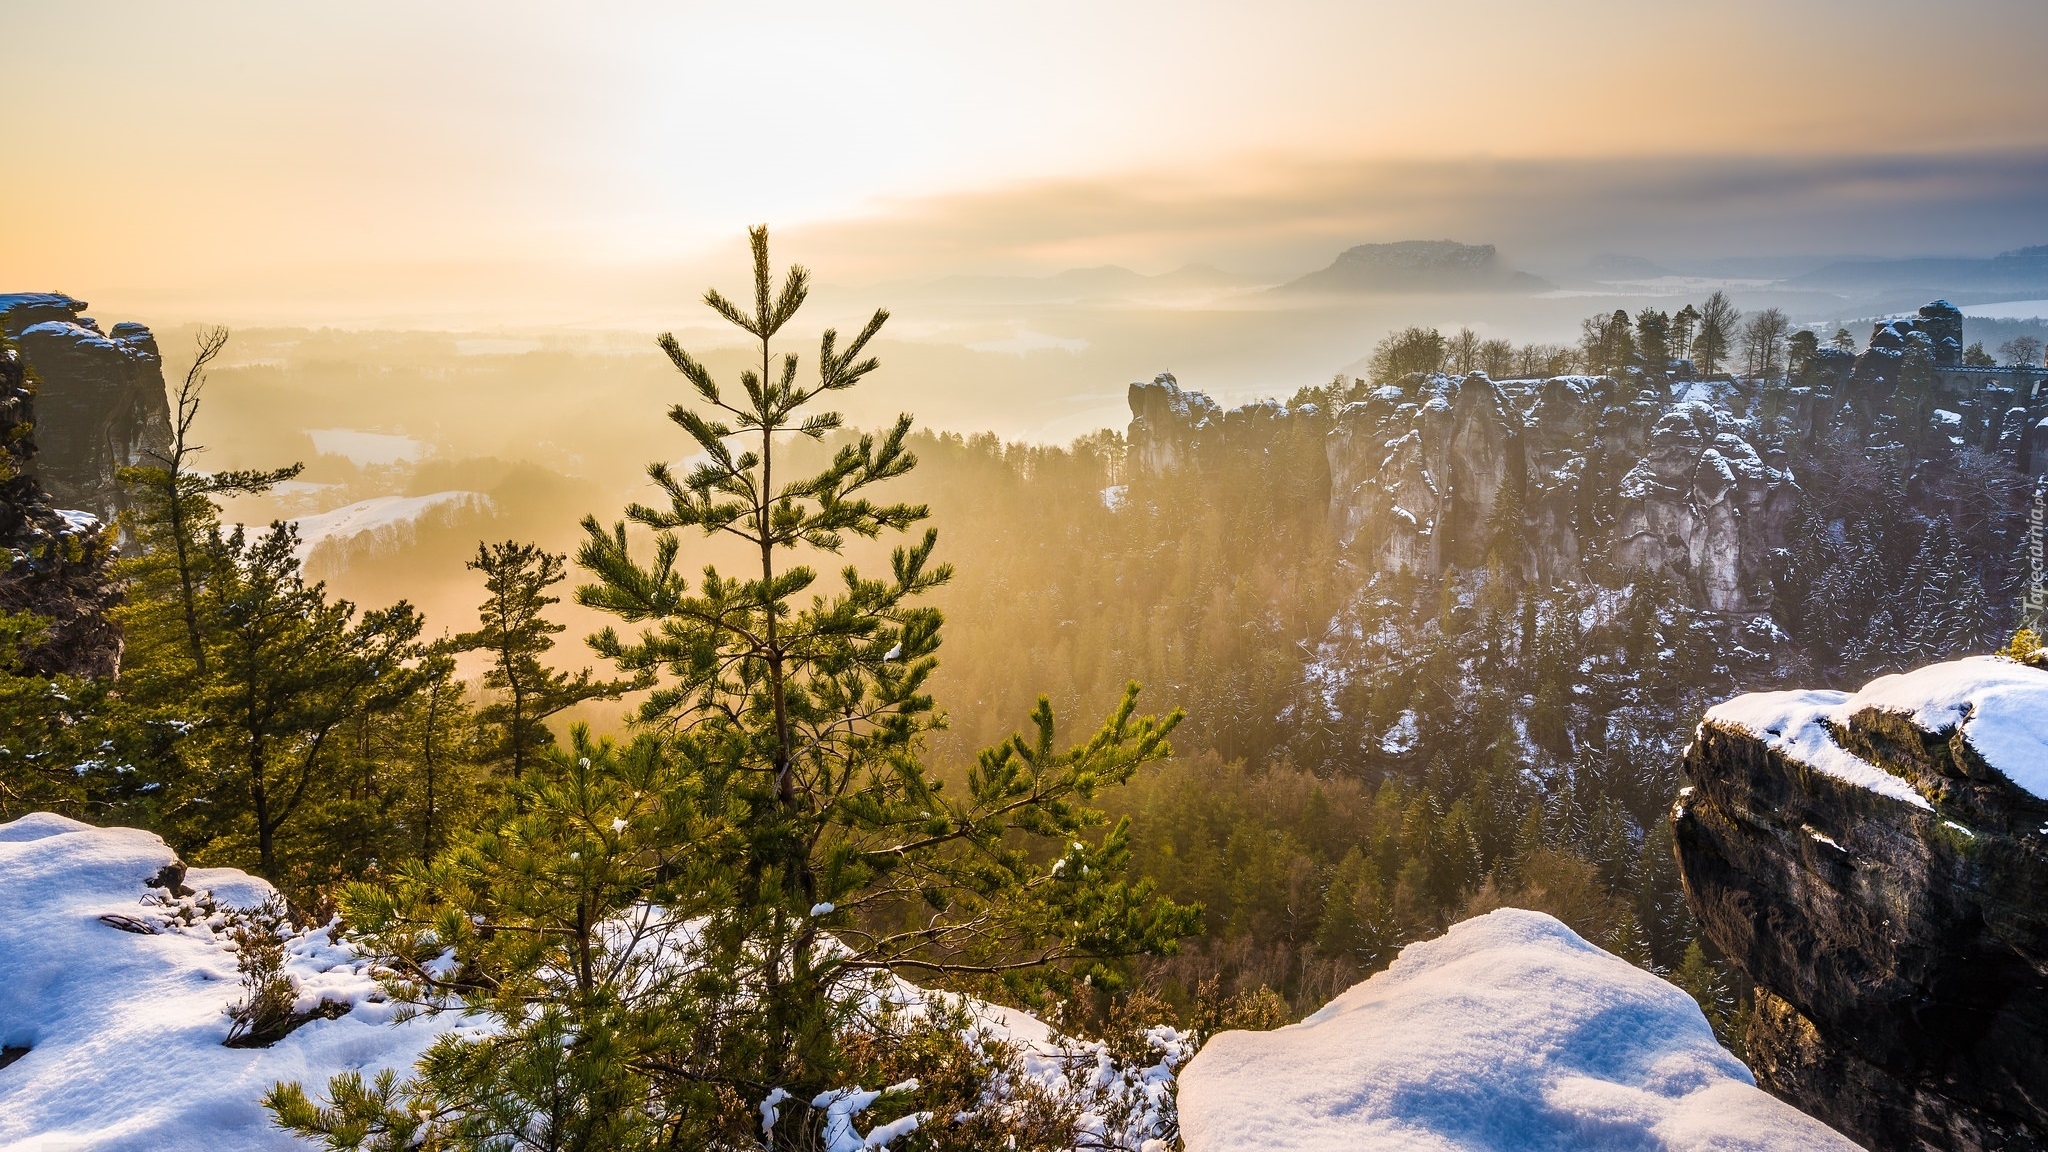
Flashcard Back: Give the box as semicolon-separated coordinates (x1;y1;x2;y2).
1130;369;1802;612
1325;373;1523;578
1613;401;1797;613
0;294;171;525
1674;660;2048;1151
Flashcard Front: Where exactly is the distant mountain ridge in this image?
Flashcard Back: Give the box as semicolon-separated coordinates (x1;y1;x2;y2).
1277;240;1553;295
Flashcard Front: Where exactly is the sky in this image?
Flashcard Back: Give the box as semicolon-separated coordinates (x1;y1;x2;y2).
6;0;2048;327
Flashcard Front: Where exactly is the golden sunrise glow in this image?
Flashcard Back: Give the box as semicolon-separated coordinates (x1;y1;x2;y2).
5;0;2047;324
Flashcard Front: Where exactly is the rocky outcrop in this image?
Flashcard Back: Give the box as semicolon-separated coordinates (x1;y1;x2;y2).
1613;400;1798;612
1132;368;1800;612
0;332;120;679
0;294;171;524
1324;373;1525;578
1673;657;2048;1151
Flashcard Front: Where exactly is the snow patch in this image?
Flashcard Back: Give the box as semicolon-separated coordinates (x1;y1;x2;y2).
286;491;490;561
1178;909;1857;1152
306;428;426;466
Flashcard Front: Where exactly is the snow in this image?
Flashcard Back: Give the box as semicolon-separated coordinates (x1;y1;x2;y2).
305;428;426;466
285;491;489;560
1177;909;1858;1152
1961;299;2048;321
0;814;463;1151
1380;710;1419;755
0;814;1188;1151
1707;655;2048;805
54;508;100;534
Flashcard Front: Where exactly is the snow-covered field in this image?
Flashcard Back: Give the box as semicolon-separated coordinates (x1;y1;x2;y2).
1706;655;2048;804
1960;299;2048;321
1179;909;1859;1152
305;429;426;467
286;490;489;561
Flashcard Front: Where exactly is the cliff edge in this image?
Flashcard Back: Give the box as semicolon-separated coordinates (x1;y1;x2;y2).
1674;656;2048;1151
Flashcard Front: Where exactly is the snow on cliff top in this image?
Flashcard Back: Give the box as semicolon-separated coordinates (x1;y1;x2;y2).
1706;655;2048;807
1178;909;1857;1152
0;814;462;1151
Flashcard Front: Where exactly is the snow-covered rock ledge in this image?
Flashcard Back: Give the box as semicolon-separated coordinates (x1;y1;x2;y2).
0;814;461;1151
1677;656;2048;1151
0;815;1184;1151
1701;654;2048;811
1178;909;1855;1151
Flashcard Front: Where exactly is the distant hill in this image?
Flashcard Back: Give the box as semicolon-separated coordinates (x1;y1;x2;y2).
1787;245;2048;293
1277;240;1553;295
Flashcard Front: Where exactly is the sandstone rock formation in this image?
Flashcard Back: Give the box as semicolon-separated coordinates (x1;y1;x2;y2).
0;294;171;524
1612;400;1798;612
1133;367;1797;612
1674;658;2048;1151
0;334;121;679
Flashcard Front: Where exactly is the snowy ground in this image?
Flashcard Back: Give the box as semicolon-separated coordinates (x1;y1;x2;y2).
1178;909;1859;1152
1706;654;2048;804
0;814;464;1152
0;815;1181;1151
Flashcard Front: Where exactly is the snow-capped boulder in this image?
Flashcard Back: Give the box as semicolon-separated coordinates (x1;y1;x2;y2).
0;814;458;1151
1677;656;2048;1151
1177;908;1856;1152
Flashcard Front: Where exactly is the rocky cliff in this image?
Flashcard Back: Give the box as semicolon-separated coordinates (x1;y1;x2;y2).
0;293;171;525
0;331;120;678
1132;368;1799;612
1674;657;2048;1151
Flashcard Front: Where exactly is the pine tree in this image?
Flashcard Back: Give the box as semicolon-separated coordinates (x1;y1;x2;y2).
451;541;632;776
117;327;301;678
278;228;1200;1149
182;523;428;879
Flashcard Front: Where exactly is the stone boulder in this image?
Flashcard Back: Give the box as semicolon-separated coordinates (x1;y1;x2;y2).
1674;657;2048;1151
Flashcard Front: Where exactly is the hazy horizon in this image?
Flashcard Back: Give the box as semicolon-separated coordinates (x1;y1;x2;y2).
8;1;2048;333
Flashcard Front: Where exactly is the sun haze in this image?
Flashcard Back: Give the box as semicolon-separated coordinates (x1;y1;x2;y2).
6;0;2046;324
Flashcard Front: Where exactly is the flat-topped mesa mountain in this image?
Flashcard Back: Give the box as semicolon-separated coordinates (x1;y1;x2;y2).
0;294;171;526
1675;656;2048;1151
1277;240;1554;295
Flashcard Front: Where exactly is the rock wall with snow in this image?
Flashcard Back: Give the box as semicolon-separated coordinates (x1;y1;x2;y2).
0;293;172;525
1675;656;2048;1151
1178;908;1859;1152
1128;301;2048;614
